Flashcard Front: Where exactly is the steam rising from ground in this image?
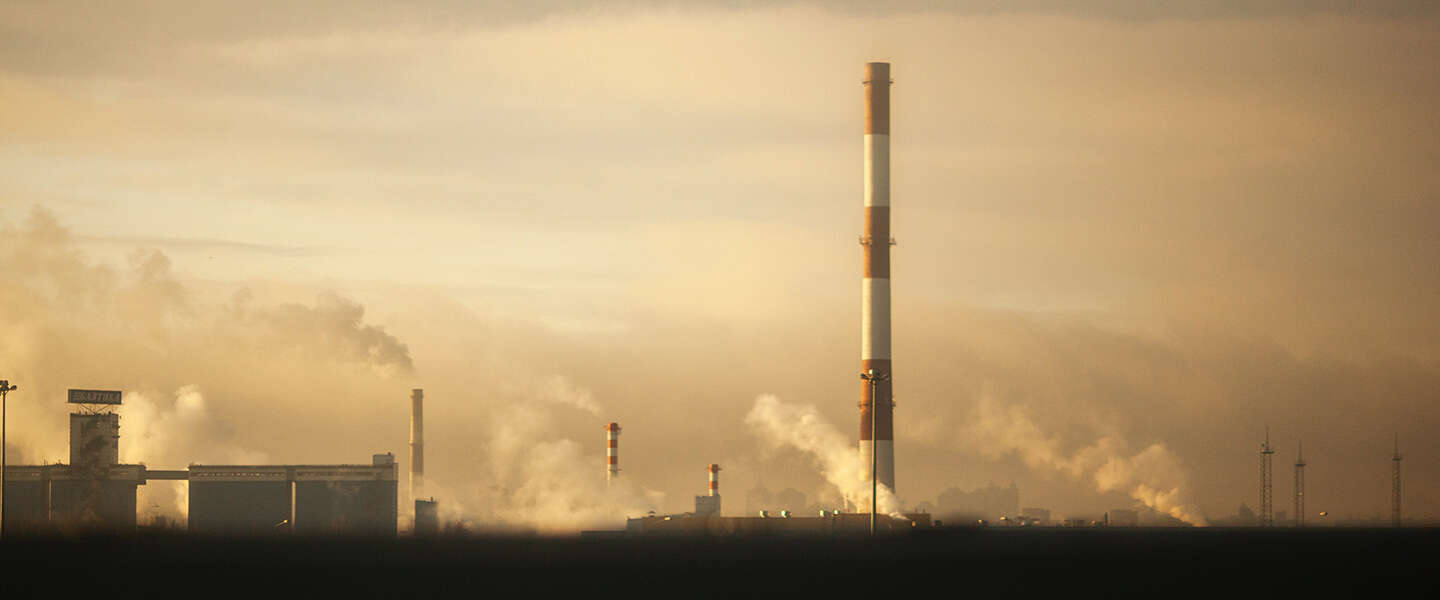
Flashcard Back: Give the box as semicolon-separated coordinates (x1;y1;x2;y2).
123;386;268;520
968;396;1208;526
745;395;904;516
430;375;659;533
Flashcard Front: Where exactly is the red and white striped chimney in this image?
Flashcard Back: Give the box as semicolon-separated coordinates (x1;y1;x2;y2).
860;61;896;495
605;422;621;486
707;463;721;497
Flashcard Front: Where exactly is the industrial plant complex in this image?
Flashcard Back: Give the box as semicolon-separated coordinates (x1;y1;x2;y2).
0;62;1421;538
2;388;398;535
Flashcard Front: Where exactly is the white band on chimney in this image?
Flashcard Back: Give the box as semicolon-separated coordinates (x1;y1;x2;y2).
861;278;891;360
606;422;621;486
864;134;890;207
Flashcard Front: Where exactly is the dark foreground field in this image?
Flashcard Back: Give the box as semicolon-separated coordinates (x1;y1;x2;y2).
1;528;1434;596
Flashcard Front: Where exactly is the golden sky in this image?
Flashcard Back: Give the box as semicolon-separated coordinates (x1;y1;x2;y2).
2;2;1438;527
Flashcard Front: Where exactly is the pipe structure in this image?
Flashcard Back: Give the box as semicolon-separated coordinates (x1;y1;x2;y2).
410;389;424;502
859;61;896;495
708;463;720;497
605;422;621;486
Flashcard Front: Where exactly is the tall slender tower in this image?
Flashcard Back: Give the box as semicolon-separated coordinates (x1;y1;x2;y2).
1260;427;1275;527
860;61;896;495
409;389;424;502
605;422;621;487
1392;434;1402;527
1293;440;1305;527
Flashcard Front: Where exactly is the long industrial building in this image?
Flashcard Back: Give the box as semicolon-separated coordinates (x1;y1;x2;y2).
2;390;398;536
624;462;931;536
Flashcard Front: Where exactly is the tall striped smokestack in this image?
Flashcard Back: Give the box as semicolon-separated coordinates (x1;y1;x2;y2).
410;389;424;501
708;463;721;497
860;61;896;495
605;422;621;486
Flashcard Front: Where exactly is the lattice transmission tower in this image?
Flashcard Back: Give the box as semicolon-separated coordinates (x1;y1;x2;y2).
1293;440;1305;527
1392;434;1403;528
1260;427;1275;527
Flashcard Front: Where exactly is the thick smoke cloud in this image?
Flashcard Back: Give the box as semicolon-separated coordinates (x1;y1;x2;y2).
966;395;1206;526
746;395;904;516
239;291;415;376
3;4;1439;527
0;207;657;530
414;374;658;534
123;385;268;520
0;207;415;517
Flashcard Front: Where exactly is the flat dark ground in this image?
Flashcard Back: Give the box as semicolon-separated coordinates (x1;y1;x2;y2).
1;528;1434;596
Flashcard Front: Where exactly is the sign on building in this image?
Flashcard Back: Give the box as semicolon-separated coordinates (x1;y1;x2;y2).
67;389;122;405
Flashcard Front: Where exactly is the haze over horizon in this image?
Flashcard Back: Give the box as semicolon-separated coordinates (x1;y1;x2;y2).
2;1;1438;529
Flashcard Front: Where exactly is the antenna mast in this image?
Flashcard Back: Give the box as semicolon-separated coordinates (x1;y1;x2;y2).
1293;440;1305;527
1392;434;1402;527
1260;427;1275;527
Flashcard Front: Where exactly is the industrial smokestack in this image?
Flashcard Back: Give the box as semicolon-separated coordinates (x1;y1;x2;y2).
410;389;424;502
695;463;722;516
605;422;621;486
860;61;896;494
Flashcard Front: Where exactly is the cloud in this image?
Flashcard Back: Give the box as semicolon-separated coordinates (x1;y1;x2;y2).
966;395;1207;525
745;395;905;517
3;3;1440;525
123;385;269;521
245;292;416;376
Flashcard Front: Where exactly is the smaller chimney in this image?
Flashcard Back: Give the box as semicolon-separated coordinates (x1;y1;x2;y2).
410;389;424;501
695;464;722;516
605;422;621;486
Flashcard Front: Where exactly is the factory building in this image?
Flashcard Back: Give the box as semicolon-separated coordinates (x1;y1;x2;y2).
2;389;399;536
184;459;399;536
627;511;930;537
414;498;440;536
624;462;931;536
2;464;144;533
187;466;292;535
6;460;399;535
69;413;120;468
292;456;399;536
3;393;141;533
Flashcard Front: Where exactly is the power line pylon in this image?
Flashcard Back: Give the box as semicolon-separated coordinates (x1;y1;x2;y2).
1260;426;1275;527
1293;440;1305;527
1392;434;1402;528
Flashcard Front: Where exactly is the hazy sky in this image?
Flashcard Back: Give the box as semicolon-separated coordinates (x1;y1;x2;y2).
2;1;1438;527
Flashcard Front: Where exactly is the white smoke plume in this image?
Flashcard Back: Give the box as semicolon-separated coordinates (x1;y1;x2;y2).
231;290;416;377
428;376;658;534
967;395;1209;526
744;394;904;517
122;385;268;522
531;374;603;416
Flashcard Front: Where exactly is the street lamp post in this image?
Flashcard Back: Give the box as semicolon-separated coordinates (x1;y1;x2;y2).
860;369;889;537
0;380;16;539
